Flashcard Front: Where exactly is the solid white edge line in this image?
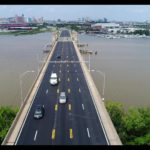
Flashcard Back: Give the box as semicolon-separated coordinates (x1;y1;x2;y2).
34;130;38;141
15;80;40;145
14;48;50;144
87;128;90;138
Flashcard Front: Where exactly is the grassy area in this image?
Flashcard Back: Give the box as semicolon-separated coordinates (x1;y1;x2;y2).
0;27;55;36
0;106;19;144
105;100;150;145
0;32;14;35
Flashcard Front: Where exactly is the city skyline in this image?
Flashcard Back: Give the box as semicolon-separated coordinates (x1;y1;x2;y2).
0;5;150;22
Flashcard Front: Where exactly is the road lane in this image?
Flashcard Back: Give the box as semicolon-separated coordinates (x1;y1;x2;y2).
16;30;108;145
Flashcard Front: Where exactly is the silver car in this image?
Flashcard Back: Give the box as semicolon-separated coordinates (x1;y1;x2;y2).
34;105;45;119
59;92;67;104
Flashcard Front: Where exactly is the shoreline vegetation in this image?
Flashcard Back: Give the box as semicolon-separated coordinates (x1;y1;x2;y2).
105;100;150;145
0;27;149;144
0;106;18;144
0;27;57;36
1;102;150;145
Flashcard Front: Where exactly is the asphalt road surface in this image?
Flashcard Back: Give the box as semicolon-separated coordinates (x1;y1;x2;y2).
16;30;108;145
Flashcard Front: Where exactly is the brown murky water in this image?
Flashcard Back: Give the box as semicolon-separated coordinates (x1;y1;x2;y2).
0;33;52;106
79;34;150;108
0;33;150;108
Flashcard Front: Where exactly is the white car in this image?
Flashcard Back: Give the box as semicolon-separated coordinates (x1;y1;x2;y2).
59;92;67;104
50;73;58;85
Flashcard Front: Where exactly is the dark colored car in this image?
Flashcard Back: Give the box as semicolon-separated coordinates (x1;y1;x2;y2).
56;53;61;59
34;105;45;119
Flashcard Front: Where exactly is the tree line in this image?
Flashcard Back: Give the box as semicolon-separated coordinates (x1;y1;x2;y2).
0;106;18;144
105;100;150;145
1;102;150;145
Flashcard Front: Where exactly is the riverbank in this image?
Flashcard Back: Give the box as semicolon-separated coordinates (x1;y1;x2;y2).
0;27;57;36
0;106;18;144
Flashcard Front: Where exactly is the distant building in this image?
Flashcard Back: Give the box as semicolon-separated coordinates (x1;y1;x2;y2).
103;18;107;23
91;23;120;29
37;17;44;24
0;18;9;24
15;14;25;24
8;17;16;23
27;17;33;23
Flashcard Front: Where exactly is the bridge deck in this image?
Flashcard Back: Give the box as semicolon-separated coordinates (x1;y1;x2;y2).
3;30;121;145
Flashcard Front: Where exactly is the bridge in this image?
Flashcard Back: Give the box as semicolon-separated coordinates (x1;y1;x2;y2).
2;30;122;145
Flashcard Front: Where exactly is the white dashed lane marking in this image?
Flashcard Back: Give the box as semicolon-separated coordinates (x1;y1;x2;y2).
82;104;85;110
57;89;59;94
46;89;48;94
79;88;81;93
87;128;90;138
34;130;38;141
68;89;71;93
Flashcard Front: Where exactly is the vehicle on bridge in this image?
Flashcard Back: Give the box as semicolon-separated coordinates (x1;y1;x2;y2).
59;92;67;104
50;73;58;85
34;105;45;119
56;53;61;59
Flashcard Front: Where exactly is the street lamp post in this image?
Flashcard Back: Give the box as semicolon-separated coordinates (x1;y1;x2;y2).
19;70;35;104
90;69;105;101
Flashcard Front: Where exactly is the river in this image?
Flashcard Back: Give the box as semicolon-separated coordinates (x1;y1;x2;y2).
0;32;150;108
0;32;52;106
79;34;150;108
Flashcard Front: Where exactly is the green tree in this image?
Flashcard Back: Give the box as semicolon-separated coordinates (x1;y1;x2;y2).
123;108;146;142
0;106;18;144
105;100;125;129
127;132;150;145
105;101;150;145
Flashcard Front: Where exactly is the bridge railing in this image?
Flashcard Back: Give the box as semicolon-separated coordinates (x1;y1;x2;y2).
72;37;122;145
2;36;58;145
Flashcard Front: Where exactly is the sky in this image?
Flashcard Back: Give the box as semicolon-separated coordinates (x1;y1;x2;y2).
0;5;150;22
